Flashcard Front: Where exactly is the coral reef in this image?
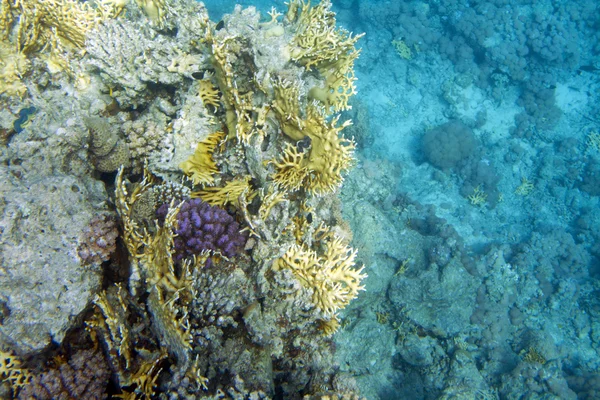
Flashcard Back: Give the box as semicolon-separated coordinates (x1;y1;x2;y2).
0;0;367;398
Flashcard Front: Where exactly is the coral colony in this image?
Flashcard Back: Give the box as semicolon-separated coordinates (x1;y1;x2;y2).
157;198;247;262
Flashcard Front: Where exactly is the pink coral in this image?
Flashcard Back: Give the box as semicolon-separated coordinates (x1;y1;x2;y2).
77;213;118;265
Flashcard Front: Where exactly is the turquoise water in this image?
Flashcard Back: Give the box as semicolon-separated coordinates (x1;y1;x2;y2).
204;1;600;398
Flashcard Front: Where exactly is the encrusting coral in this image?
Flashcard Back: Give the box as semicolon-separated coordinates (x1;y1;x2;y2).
84;116;131;172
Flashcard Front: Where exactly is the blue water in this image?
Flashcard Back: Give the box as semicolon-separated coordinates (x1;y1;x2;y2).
203;1;600;398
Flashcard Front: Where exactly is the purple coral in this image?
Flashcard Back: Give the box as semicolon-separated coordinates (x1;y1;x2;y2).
157;198;246;263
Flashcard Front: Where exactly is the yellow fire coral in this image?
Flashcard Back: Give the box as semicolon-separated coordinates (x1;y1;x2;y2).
273;233;366;318
114;167;206;388
287;0;364;71
1;0;121;52
0;39;29;98
271;81;355;194
192;175;256;207
0;349;31;391
135;0;168;24
308;52;359;113
180;131;225;186
286;0;363;112
198;79;220;111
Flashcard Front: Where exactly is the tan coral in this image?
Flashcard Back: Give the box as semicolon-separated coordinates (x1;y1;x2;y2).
3;0;121;53
273;231;366;318
271;143;310;192
0;348;31;391
287;0;364;70
114;167;198;382
285;0;362;113
0;39;29;98
179;130;225;186
135;0;168;24
192;175;256;207
198;79;220;110
271;84;356;195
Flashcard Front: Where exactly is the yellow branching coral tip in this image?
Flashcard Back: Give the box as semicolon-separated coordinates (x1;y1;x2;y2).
135;0;168;24
198;79;220;110
274;236;366;317
308;55;359;113
317;317;340;337
192;175;256;207
272;80;356;195
258;185;288;220
0;349;31;389
180;131;225;186
304;111;356;195
287;0;364;71
3;0;121;52
271;143;310;192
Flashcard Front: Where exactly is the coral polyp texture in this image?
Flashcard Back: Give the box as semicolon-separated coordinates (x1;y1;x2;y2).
0;0;366;398
157;198;246;262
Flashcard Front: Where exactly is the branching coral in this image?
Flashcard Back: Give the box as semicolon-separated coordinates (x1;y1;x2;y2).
113;167;208;387
135;0;168;25
286;0;363;112
207;31;268;144
0;349;31;392
192;175;256;207
271;81;356;194
198;79;221;110
1;0;121;53
273;230;366;319
287;0;363;70
180;130;225;186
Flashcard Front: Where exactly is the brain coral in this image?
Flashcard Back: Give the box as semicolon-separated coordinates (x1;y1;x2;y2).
157;198;246;262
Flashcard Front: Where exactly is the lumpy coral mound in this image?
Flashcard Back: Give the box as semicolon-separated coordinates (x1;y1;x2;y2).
157;198;246;262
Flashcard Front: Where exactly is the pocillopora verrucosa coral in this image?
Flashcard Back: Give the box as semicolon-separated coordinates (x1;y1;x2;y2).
1;0;366;398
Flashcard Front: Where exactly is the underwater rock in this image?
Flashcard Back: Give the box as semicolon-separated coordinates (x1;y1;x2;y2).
84;116;131;173
0;173;106;353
